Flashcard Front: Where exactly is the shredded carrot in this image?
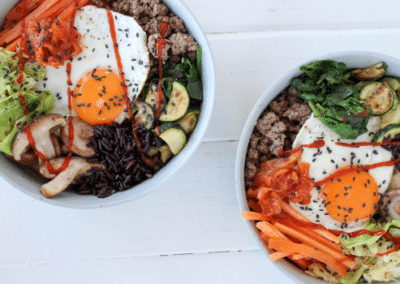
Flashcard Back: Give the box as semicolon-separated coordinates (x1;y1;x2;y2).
37;0;72;22
278;199;311;223
257;221;288;239
5;38;19;51
241;211;265;221
314;229;341;244
292;254;307;260
0;0;61;46
259;231;270;243
268;238;348;278
59;0;89;21
278;219;342;252
269;250;292;261
273;222;355;269
3;0;46;28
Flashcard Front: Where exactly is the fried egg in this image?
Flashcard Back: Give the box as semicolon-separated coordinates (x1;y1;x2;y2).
291;114;394;232
36;5;150;125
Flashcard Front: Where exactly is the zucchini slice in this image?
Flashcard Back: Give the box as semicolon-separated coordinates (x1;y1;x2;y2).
359;82;394;116
187;106;201;117
355;80;371;90
381;86;400;128
134;102;155;130
372;123;400;142
382;77;400;92
381;104;400;128
177;112;197;134
145;82;166;111
159;145;173;163
159;82;190;122
159;127;186;155
352;62;388;80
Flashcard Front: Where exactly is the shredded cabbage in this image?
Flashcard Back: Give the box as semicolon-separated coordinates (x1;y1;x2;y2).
305;220;400;283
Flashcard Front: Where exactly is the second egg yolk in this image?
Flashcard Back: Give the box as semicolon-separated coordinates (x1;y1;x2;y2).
323;167;379;224
72;68;126;126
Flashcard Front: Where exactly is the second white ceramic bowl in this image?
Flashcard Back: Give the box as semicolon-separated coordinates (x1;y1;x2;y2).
235;51;400;284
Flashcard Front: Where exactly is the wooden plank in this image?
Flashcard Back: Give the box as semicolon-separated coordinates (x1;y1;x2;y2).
203;28;400;142
0;141;259;264
183;0;400;34
0;250;296;284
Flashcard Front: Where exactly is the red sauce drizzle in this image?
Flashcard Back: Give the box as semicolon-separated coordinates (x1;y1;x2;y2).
278;139;325;156
16;73;24;85
155;125;161;136
106;10;157;168
106;10;132;117
18;93;29;116
154;21;168;122
314;158;400;187
353;109;369;117
18;93;60;174
336;141;400;148
156;38;166;118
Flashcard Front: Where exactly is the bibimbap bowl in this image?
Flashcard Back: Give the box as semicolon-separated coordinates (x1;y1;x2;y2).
0;0;215;208
235;51;400;283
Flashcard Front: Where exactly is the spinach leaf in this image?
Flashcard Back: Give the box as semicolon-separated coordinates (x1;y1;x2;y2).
162;77;174;99
196;46;202;74
187;80;202;99
300;60;347;80
292;60;371;139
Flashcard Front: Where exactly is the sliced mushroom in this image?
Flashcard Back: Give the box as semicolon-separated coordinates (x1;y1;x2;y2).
12;114;67;162
51;134;63;157
60;117;95;157
40;157;105;198
379;189;400;220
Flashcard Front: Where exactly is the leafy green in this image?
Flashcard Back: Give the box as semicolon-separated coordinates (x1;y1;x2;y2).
187;80;202;100
196;46;202;74
141;47;203;107
291;60;371;139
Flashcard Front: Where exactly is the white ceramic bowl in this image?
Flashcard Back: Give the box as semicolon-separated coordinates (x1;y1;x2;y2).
0;0;215;209
235;51;400;283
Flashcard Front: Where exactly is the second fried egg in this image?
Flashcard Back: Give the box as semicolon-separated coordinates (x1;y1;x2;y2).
291;114;394;232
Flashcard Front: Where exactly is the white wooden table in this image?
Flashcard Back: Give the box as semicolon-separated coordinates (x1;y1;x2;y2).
2;1;400;283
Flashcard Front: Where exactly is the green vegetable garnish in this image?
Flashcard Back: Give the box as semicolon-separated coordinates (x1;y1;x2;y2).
291;60;371;139
0;47;54;155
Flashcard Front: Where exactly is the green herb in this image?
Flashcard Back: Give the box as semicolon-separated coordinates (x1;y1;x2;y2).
291;60;371;139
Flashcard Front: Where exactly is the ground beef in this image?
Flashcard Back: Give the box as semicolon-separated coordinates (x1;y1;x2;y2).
244;88;311;186
283;103;311;124
93;0;198;61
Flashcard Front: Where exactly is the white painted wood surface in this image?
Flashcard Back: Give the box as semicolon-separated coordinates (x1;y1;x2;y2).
2;0;400;283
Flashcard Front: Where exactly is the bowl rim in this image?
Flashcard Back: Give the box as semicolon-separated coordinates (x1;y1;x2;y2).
235;50;400;283
0;0;216;209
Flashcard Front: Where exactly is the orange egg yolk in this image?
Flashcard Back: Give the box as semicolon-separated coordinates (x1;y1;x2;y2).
72;68;125;126
323;168;379;224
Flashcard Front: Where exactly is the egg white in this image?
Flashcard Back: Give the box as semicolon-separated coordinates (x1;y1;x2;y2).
291;114;394;232
36;5;150;117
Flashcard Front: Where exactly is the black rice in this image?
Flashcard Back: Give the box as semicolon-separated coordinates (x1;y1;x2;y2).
68;119;164;198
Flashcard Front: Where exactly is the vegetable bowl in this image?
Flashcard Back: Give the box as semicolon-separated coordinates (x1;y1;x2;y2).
0;0;215;208
235;51;400;283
